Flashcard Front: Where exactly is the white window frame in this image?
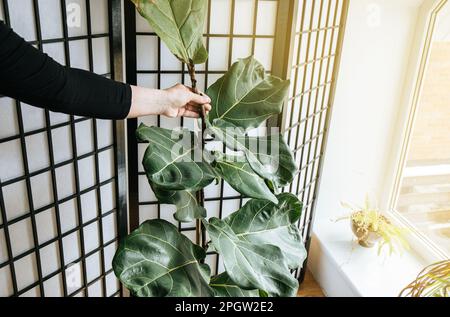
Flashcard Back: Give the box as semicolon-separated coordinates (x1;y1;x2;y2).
384;0;449;262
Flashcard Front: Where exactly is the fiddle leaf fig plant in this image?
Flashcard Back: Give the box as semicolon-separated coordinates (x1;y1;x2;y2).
209;119;297;189
136;125;217;191
151;185;206;223
131;0;208;65
113;0;307;297
210;272;260;297
207;56;290;130
223;193;306;270
213;153;279;204
113;219;214;297
204;216;298;297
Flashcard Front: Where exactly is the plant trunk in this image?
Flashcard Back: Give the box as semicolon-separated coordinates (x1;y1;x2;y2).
188;63;207;250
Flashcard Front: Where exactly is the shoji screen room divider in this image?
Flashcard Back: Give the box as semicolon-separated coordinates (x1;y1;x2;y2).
0;0;348;297
0;0;127;297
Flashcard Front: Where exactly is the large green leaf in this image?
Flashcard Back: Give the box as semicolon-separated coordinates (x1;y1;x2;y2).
210;272;259;297
204;217;299;297
137;124;216;191
152;185;205;222
113;219;214;297
213;154;278;204
132;0;208;64
207;56;290;130
209;119;297;188
225;193;306;269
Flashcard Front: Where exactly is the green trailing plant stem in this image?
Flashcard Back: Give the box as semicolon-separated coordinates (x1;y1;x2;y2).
113;0;307;297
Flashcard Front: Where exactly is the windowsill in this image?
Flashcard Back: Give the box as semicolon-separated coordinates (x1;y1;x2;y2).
308;218;429;297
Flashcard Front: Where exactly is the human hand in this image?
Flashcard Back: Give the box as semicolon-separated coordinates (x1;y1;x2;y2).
128;84;212;119
163;84;212;118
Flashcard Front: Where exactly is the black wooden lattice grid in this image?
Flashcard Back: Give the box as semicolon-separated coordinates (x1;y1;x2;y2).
0;0;128;297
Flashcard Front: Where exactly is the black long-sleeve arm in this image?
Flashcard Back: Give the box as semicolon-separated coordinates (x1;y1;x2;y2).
0;21;132;120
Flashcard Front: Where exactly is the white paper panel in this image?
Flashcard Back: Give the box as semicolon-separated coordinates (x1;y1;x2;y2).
256;0;278;35
43;42;66;65
52;126;73;164
9;0;36;42
21;104;46;133
66;0;87;37
254;38;274;70
85;251;101;283
210;0;232;34
100;182;115;213
30;172;54;209
208;37;230;70
96;120;114;149
0;98;19;139
35;208;58;244
80;190;98;223
26;132;50;173
90;0;109;34
92;37;110;74
105;271;119;296
39;242;60;276
83;222;100;253
75;120;94;155
69;40;90;70
0;140;24;181
102;212;117;242
55;164;76;199
59;199;79;234
39;0;64;40
0;266;14;297
0;229;8;263
9;219;34;257
103;242;116;271
3;180;29;221
44;274;64;297
136;35;158;70
98;149;114;182
88;280;102;297
78;157;96;191
14;254;38;291
62;232;81;264
231;38;253;63
234;0;255;34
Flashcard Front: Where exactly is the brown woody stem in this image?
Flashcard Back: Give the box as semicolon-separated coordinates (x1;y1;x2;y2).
188;62;207;250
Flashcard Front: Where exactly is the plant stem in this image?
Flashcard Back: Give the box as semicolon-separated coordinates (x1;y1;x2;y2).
188;62;207;250
187;63;199;94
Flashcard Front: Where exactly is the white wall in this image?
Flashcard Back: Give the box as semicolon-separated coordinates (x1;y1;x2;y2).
308;0;434;296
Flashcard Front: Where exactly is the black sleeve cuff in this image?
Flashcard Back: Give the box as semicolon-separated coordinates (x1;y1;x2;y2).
118;83;132;120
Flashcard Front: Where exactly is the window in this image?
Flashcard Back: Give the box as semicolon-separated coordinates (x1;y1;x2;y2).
391;0;450;260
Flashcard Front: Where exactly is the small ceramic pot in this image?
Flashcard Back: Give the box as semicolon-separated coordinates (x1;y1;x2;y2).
351;218;381;248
